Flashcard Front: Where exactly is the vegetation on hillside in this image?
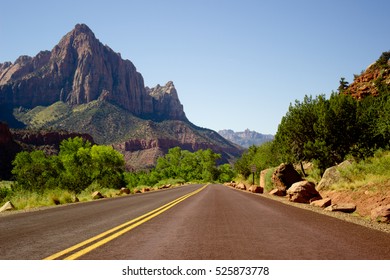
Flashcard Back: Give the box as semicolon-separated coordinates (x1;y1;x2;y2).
1;138;234;209
235;51;390;179
124;147;235;188
11;137;125;193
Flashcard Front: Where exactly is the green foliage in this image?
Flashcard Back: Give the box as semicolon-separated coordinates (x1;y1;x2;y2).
327;150;390;191
124;147;231;187
12;137;125;194
0;184;13;202
338;77;349;93
236;77;390;177
217;164;235;182
272;87;389;173
12;151;61;192
90;145;125;189
234;142;280;179
155;147;221;182
375;51;390;68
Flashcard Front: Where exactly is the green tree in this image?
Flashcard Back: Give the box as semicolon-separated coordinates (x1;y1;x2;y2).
217;163;235;182
155;147;221;182
12;151;60;192
338;77;349;93
274;95;320;172
90;145;125;189
234;145;258;177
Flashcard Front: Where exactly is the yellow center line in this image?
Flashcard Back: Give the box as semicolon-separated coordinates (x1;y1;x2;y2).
43;184;208;260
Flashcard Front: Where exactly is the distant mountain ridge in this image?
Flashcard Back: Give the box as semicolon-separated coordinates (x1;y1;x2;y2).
218;129;274;148
0;23;243;171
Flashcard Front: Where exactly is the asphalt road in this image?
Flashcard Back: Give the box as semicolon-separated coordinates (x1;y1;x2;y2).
1;184;389;260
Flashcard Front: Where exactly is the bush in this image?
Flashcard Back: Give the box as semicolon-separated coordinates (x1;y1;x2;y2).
12;137;126;194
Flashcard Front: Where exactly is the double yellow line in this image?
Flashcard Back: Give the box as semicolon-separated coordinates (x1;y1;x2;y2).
44;184;208;260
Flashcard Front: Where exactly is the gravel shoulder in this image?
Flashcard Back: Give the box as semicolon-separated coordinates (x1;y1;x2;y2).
232;187;390;234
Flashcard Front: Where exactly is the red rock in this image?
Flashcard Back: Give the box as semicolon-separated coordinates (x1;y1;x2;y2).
119;187;130;195
325;203;356;213
287;181;321;204
236;182;246;190
269;188;286;196
0;24;186;122
310;198;332;208
370;205;390;223
248;185;263;193
271;163;302;192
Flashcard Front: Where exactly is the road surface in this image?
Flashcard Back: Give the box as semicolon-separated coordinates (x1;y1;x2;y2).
1;184;389;259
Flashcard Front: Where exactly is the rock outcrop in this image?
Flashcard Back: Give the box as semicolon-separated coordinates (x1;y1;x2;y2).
248;185;263;193
0;122;94;179
0;24;187;122
271;163;302;194
343;52;390;99
370;205;390;223
0;201;15;212
287;181;321;204
11;129;94;152
0;123;22;179
0;24;244;170
310;198;332;208
317;160;352;191
325;203;356;213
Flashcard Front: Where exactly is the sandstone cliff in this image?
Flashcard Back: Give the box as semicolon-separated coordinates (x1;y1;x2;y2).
0;122;94;179
0;24;187;122
0;123;21;179
0;24;243;171
343;51;390;99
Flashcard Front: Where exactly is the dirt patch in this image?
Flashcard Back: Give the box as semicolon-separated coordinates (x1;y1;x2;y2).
253;190;390;234
320;188;390;218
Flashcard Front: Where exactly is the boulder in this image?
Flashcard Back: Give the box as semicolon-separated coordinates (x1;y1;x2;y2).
317;160;352;191
119;187;130;195
141;187;150;193
259;168;273;188
325;203;356;213
287;181;321;204
91;191;104;199
236;182;246;190
271;163;302;192
0;201;15;212
248;185;263;193
310;198;332;208
269;188;286;196
370;205;390;223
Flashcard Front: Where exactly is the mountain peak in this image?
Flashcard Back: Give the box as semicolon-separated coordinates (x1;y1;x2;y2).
55;23;98;54
0;24;188;122
73;23;93;34
218;129;274;148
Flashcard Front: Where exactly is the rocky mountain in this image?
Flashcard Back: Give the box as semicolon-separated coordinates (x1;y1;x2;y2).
0;24;243;171
343;51;390;99
218;129;274;148
0;24;186;123
0;122;93;179
0;123;21;179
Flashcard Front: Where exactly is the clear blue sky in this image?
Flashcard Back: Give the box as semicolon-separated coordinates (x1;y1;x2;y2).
1;0;389;135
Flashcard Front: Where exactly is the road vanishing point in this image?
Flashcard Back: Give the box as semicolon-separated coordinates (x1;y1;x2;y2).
1;184;389;260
